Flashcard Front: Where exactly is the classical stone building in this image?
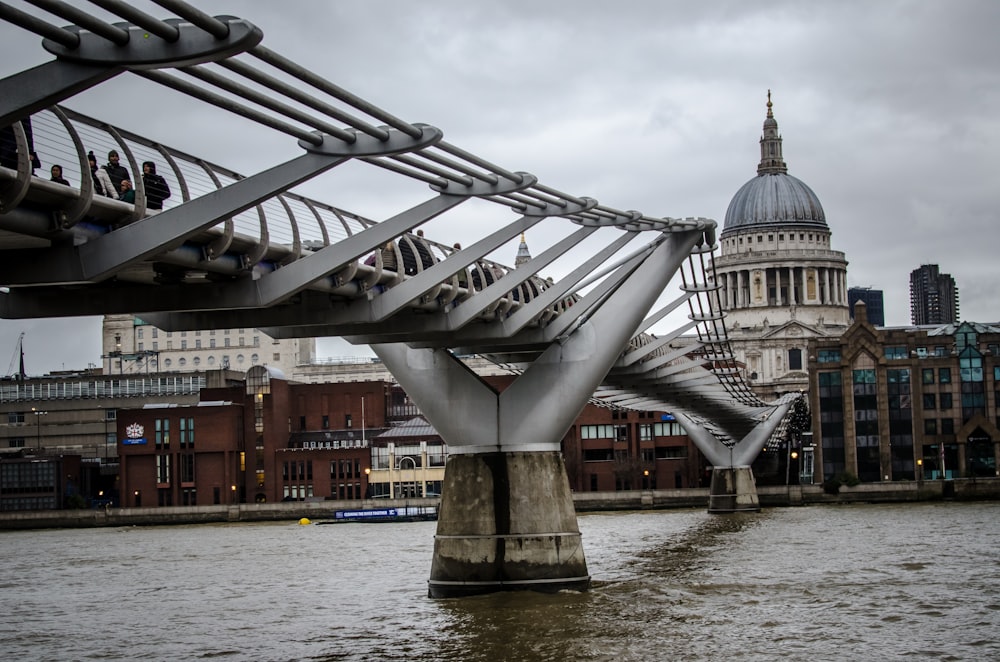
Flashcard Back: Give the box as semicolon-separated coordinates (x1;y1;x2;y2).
712;93;850;400
102;314;315;379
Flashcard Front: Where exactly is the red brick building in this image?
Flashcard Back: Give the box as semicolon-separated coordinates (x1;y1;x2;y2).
117;367;705;507
118;367;395;507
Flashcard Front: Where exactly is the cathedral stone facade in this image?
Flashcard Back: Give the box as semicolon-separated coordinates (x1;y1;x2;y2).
712;93;850;401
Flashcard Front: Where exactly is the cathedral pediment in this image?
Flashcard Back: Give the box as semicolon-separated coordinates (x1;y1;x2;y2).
759;320;824;340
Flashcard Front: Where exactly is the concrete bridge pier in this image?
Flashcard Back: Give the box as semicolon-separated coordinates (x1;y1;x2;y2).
428;450;589;598
707;465;760;513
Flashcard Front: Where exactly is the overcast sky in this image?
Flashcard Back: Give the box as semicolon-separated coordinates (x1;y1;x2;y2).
1;0;998;376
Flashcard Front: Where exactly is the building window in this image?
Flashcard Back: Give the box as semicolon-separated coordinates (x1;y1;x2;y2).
179;417;194;448
922;368;935;384
8;438;25;448
940;393;953;409
940;418;954;434
195;340;201;349
322;415;329;430
181;340;187;350
886;346;908;360
156;454;171;484
180;454;195;483
7;412;25;424
924;419;937;435
939;368;951;383
788;348;802;371
210;339;216;348
345;414;352;428
922;393;936;410
155;418;169;449
818;349;841;363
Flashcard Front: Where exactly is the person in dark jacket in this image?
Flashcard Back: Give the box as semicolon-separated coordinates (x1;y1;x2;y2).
141;160;171;211
49;164;69;185
0;117;41;173
103;150;130;192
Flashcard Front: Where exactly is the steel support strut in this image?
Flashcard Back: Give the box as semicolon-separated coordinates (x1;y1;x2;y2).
673;396;797;513
373;229;704;597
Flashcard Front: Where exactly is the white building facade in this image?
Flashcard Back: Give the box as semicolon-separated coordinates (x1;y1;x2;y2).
102;314;315;378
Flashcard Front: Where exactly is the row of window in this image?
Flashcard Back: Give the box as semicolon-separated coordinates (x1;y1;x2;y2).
0;376;204;403
136;327;258;338
923;419;956;435
580;422;686;440
0;462;57;491
153;418;195;449
152;453;196;485
139;337;258;349
582;447;687;461
732;231;822;246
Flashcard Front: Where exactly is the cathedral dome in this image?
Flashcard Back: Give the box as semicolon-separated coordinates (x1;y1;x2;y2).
723;172;827;234
721;92;827;236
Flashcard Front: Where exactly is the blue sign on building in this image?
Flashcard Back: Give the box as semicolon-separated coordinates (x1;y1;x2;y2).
122;438;147;445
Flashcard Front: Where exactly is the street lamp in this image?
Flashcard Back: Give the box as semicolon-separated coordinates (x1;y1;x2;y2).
364;467;372;499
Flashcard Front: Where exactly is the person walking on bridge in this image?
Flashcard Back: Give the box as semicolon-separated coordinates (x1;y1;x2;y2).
49;164;69;185
141;161;171;212
88;151;117;199
103;150;130;192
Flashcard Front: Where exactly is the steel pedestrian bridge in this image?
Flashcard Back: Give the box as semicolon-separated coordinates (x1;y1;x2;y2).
1;0;799;596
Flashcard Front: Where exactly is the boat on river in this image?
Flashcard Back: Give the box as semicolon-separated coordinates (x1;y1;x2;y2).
316;505;438;524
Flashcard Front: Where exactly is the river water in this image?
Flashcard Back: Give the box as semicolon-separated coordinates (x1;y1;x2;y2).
2;502;999;661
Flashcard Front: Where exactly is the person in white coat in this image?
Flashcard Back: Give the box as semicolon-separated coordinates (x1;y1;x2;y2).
88;151;117;199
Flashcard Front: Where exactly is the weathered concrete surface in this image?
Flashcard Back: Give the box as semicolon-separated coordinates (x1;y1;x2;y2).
708;466;760;513
428;451;590;598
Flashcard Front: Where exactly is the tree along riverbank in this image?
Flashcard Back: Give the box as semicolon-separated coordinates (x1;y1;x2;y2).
1;477;997;530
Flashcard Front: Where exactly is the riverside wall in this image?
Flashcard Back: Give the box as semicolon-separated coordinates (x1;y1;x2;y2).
1;478;998;531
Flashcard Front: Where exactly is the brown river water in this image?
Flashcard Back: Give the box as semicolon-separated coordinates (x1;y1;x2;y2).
1;502;998;661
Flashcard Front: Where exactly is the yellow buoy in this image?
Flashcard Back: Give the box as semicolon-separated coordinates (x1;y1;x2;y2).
298;517;311;526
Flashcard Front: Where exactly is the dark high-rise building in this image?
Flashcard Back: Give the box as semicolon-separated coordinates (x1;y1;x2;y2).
848;287;885;326
909;265;959;325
